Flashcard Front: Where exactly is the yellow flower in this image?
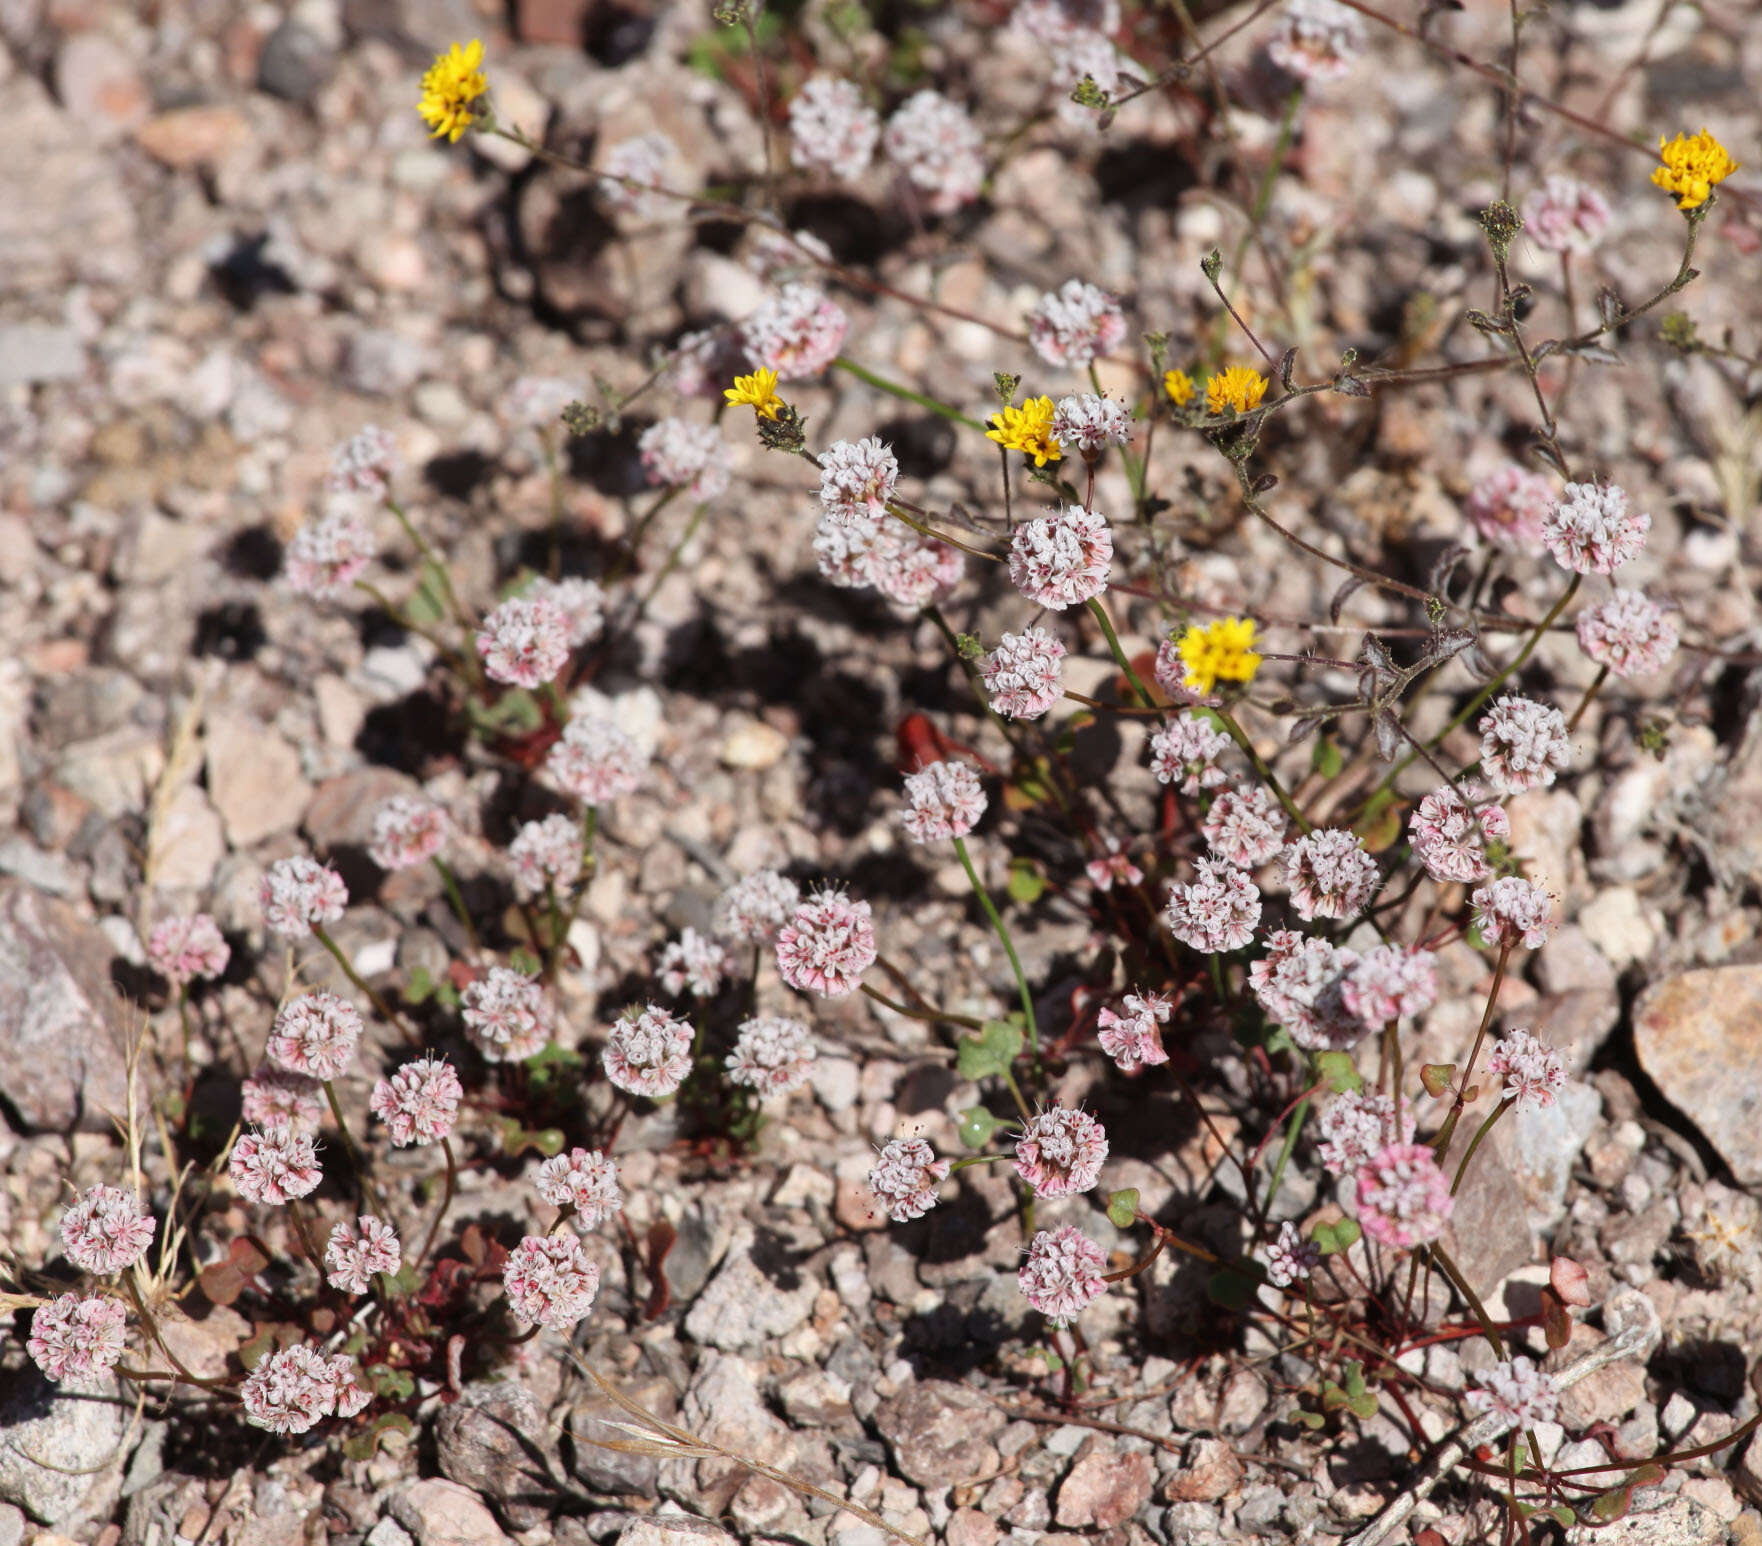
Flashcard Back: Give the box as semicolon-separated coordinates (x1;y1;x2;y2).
1163;368;1196;407
986;395;1063;466
418;39;488;143
725;367;784;420
1652;126;1739;211
1177;617;1261;695
1204;366;1269;417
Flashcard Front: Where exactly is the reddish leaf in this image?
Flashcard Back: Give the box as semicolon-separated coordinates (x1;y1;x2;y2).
197;1236;270;1307
1550;1254;1591;1307
1415;1532;1449;1546
642;1219;677;1321
1542;1286;1572;1350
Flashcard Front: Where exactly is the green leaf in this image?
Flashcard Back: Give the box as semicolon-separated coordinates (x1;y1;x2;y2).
956;1019;1023;1082
1332;1218;1361;1251
1206;1269;1253;1309
368;1364;416;1401
958;1105;1002;1149
1292;1408;1326;1430
1546;1505;1576;1528
1006;859;1047;905
381;1263;420;1299
1590;1487;1633;1524
403;562;449;626
1311;737;1343;779
1421;1062;1455;1097
342;1412;414;1462
508;947;542;977
1312;1050;1362;1093
434;979;460;1008
1106;1188;1140;1229
405;965;436;1004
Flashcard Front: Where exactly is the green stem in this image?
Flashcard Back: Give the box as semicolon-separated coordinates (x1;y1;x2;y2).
1451;1099;1510;1197
1085;596;1157;710
431;857;479;953
322;1079;388;1218
1261;1095;1310;1221
953;836;1040;1057
637;502;708;611
313;925;419;1046
833;356;986;431
415;1137;458;1275
859;980;984;1030
1213;707;1310;833
1566;663;1610;734
1429;1240;1506;1359
1433;942;1510;1158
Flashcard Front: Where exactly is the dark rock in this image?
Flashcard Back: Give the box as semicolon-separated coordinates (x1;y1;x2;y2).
257;21;336;104
436;1381;560;1529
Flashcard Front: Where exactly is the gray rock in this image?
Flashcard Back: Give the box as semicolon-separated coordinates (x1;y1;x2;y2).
0;879;133;1131
0;324;85;389
1568;1490;1723;1545
1056;1445;1157;1527
388;1479;511;1546
682;1228;818;1350
570;1374;678;1496
205;711;313;850
2;80;139;297
365;1519;415;1546
257;21;336;103
52;32;148;138
1493;1080;1602;1229
1440;1126;1534;1294
874;1380;1006;1488
123;1473;208;1546
0;1374;127;1528
616;1519;736;1546
0;1502;25;1546
1633;966;1762;1183
437;1381;559;1528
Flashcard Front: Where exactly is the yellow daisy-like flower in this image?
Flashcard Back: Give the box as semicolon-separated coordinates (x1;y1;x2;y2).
1177;617;1261;695
1204;366;1269;417
725;367;784;420
418;39;488;143
1651;126;1739;211
1163;368;1196;407
986;395;1063;466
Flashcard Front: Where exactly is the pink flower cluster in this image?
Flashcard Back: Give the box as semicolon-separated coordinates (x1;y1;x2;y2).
1463;465;1553;548
267;992;362;1081
534;1148;623;1225
146;913;229;987
327;425;400;499
243;1064;324;1134
883;91;985;214
1051;395;1132;457
1576;589;1679;678
509;813;582;899
715;870;801;944
546;715;647;805
776;888;877;998
1521;175;1611;254
283;506;376;599
725;1016;818;1097
980;628;1067;719
819;437;901;522
1018;1225;1108;1325
1097;991;1172;1073
29;1293;128;1381
743;284;849;380
1471;875;1554;950
1479;695;1571;795
602;1004;694;1097
1341;945;1438;1027
61;1185;155;1275
599;132;678;216
1409;785;1509;884
656;927;731;998
1013;1107;1108;1197
1009;505;1113;610
324;1215;401;1294
261;856;347;939
1149;713;1231;794
1164;859;1262;953
869;1136;951;1221
814;509;964;610
1355;1142;1454;1248
1317;1090;1414;1176
1266;0;1365;82
529;576;606;647
900;759;987;843
1541;482;1650;575
1486;1028;1567;1112
230;1125;323;1206
1249;931;1362;1051
462;967;552;1063
370;1055;462;1146
1203;787;1289;869
1262;1222;1321;1288
638;418;733;501
1465;1355;1561;1431
1028;280;1126;370
240;1344;370;1433
503;1232;600;1329
368;795;450;871
477;596;572;689
1282;828;1378;921
788;76;878;183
